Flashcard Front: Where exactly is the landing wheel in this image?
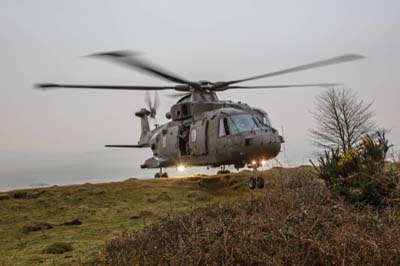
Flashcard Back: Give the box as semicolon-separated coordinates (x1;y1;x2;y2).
248;177;256;190
256;176;265;189
217;170;230;175
161;172;168;178
154;173;160;178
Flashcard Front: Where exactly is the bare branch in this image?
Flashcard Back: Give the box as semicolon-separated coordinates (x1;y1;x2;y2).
310;88;376;153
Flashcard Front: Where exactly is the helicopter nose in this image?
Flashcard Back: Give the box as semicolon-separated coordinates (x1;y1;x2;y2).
249;129;283;159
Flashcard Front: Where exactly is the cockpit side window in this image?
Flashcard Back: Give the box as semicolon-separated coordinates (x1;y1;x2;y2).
218;118;231;137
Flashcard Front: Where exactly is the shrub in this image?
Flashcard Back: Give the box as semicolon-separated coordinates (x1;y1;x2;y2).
312;131;398;206
104;171;400;266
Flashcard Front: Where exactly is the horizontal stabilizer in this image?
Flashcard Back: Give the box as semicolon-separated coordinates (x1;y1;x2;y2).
105;144;145;148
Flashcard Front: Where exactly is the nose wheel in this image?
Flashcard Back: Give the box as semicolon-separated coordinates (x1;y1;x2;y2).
154;168;168;178
248;164;264;189
217;165;230;175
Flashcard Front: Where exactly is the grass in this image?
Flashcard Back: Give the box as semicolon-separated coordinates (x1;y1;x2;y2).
42;242;73;254
1;166;399;265
0;170;264;266
105;166;400;266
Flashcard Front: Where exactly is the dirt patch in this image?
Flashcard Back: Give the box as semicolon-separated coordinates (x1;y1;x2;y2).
186;191;211;201
198;175;239;189
0;194;10;201
198;177;224;189
21;222;53;234
42;242;73;254
12;191;28;199
147;193;171;203
60;219;82;226
130;210;154;220
12;190;45;199
87;190;106;196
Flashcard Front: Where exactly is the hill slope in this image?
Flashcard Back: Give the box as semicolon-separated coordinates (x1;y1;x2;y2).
0;170;264;266
1;166;399;266
105;167;400;266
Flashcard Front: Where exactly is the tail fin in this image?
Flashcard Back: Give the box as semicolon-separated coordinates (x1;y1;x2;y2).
135;108;151;146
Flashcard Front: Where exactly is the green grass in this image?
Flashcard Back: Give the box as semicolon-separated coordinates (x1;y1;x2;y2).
0;171;265;266
105;166;400;266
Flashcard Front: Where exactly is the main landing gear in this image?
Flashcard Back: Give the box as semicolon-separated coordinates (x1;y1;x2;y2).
217;165;230;175
248;164;264;190
154;168;168;178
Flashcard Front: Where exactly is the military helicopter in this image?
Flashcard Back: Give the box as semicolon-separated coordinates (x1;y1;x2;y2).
36;51;365;189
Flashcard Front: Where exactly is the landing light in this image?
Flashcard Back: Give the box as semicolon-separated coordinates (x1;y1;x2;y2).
261;160;267;166
251;160;256;165
177;164;185;172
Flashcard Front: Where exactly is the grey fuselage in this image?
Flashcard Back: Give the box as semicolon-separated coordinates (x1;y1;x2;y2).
139;93;283;170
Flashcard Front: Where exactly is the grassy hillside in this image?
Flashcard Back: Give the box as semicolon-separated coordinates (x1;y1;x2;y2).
1;166;399;266
105;167;400;266
0;170;265;266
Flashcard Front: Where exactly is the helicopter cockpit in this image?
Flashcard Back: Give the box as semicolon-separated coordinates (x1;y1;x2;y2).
218;113;272;137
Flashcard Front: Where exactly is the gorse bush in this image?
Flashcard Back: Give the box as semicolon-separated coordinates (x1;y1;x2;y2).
104;168;400;266
312;131;398;206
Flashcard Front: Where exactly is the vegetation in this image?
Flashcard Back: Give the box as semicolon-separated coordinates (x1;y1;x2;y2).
1;166;399;265
42;242;73;254
310;88;376;153
105;167;400;266
0;172;263;266
312;132;399;206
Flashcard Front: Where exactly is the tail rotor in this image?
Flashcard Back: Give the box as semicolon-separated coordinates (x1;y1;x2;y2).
145;91;160;127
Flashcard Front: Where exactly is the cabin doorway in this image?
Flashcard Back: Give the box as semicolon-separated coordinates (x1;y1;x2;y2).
178;124;190;156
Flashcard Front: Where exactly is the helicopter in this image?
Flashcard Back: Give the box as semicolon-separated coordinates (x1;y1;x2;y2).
36;51;365;189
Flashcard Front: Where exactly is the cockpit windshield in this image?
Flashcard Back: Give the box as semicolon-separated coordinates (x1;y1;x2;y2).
218;114;271;137
230;114;258;133
255;114;271;129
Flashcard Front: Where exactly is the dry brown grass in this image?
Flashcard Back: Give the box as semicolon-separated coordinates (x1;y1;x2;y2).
104;167;400;266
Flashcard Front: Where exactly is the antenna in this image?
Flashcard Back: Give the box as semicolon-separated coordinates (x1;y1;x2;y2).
281;125;289;167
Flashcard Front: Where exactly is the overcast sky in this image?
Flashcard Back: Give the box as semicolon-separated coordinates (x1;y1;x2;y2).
1;0;399;190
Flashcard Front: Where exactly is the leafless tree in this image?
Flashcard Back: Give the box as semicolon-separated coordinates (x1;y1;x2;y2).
310;88;376;153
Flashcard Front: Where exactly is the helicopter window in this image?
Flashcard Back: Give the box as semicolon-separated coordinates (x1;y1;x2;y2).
223;119;230;135
162;135;167;148
191;128;197;142
231;114;258;133
219;117;239;136
219;118;231;137
182;104;189;116
219;118;225;137
263;115;271;126
256;115;271;129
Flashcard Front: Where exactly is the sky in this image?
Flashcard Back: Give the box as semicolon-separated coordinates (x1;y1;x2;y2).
1;0;399;191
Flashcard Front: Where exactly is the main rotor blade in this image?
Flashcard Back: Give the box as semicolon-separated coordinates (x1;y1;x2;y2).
105;144;146;148
89;51;192;85
224;54;366;86
145;91;152;108
154;91;160;111
35;83;176;91
223;83;340;91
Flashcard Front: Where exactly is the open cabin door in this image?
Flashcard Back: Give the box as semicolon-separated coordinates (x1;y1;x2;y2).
189;119;208;156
